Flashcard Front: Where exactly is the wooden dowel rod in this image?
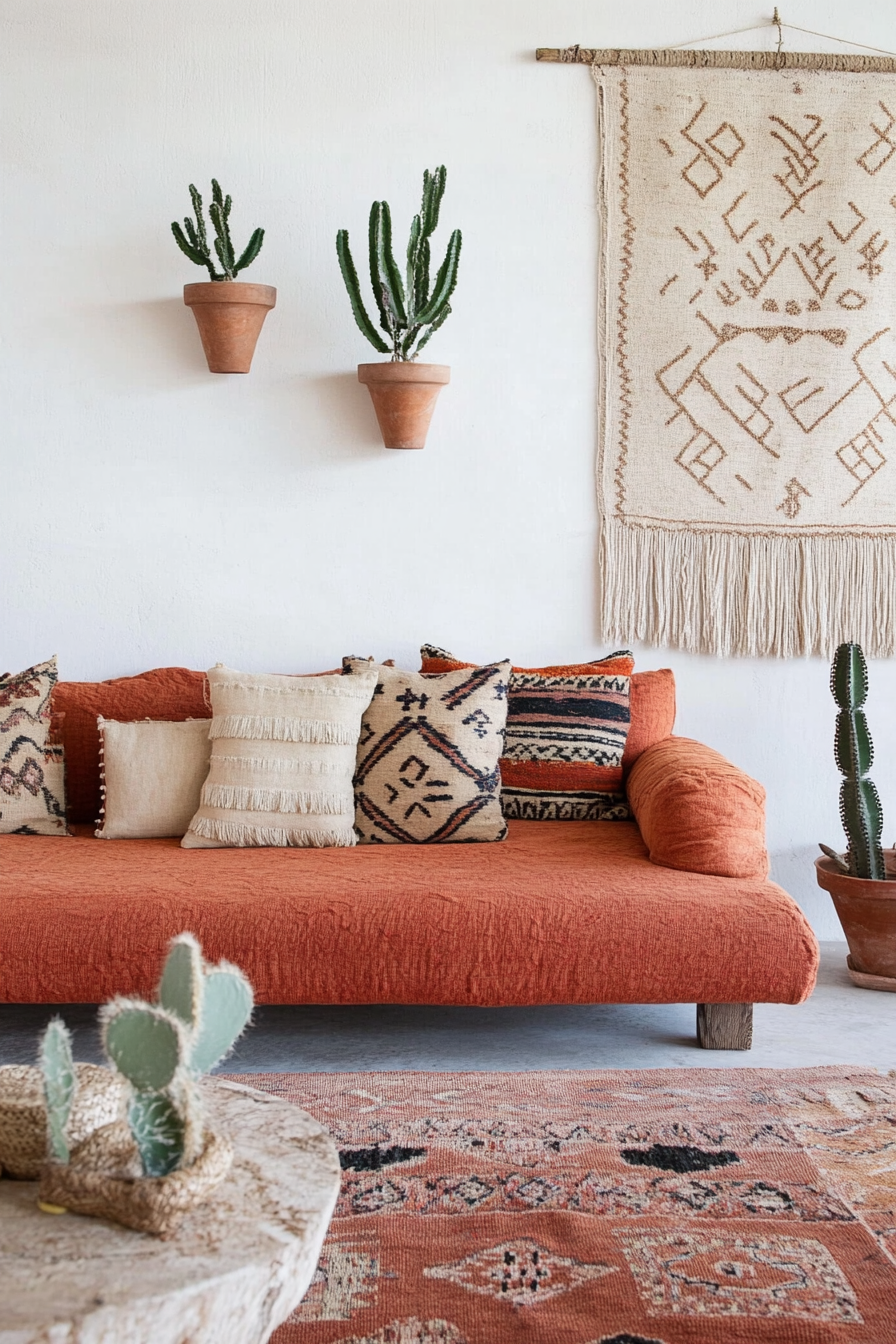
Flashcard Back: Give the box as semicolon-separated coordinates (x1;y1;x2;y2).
535;47;896;71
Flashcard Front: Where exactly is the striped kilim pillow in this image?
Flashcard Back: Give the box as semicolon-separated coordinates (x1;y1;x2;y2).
420;646;634;822
182;665;377;848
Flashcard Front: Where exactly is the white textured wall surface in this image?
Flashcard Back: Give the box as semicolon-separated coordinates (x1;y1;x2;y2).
3;1;895;937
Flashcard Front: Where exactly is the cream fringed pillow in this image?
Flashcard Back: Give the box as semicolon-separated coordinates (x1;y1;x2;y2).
182;665;378;849
96;719;212;839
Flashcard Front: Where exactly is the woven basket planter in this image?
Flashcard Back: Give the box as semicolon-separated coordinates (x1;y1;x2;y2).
0;1063;126;1179
39;1120;233;1237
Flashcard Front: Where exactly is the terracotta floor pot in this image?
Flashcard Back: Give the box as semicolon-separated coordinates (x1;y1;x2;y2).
358;362;450;449
815;850;896;987
184;282;276;373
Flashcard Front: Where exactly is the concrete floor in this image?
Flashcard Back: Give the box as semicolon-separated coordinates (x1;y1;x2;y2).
1;943;893;1074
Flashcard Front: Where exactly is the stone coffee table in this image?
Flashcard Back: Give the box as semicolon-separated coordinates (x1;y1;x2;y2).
0;1078;341;1344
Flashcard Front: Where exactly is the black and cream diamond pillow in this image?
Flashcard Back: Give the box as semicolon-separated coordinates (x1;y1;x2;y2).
343;658;511;844
0;656;68;835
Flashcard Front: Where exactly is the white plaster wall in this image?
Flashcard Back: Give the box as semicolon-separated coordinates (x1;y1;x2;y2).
3;0;895;937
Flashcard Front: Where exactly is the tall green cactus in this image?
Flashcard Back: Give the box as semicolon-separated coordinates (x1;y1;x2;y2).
40;1018;76;1163
171;180;264;281
337;166;462;361
830;642;885;880
98;934;253;1178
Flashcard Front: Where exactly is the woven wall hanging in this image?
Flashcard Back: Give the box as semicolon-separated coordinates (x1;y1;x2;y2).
542;33;896;656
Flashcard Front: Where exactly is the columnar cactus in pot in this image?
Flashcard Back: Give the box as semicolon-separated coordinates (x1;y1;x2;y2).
336;166;462;448
172;179;275;373
816;642;896;989
37;933;254;1235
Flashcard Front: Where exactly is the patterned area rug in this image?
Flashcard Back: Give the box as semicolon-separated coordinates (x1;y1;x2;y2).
228;1067;896;1344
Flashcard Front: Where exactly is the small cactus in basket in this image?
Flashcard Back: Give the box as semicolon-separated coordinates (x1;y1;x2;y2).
38;935;253;1233
819;642;886;879
171;180;264;281
336;165;462;361
100;934;254;1176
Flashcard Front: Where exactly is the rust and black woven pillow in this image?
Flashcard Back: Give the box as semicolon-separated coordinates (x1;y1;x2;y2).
420;646;634;822
343;658;511;844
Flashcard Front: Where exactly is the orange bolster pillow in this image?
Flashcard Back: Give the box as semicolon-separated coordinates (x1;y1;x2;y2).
626;736;769;879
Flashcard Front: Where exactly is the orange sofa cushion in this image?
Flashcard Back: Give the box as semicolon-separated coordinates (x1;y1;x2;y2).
623;668;676;772
626;736;769;879
0;820;816;1006
52;668;209;824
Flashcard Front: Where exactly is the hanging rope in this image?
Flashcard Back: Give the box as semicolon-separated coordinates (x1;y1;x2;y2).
666;11;896;58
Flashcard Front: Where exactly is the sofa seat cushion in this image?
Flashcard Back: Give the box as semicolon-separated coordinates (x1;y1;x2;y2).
0;822;818;1007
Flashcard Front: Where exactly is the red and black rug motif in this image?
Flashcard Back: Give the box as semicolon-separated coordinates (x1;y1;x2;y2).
227;1066;896;1344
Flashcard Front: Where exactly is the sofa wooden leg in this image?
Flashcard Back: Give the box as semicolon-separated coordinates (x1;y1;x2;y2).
696;1002;753;1050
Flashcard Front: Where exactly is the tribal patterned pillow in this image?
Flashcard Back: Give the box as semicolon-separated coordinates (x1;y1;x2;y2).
420;646;634;822
343;658;511;844
0;656;69;835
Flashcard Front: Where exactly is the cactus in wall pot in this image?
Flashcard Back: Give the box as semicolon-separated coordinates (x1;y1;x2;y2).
172;179;276;373
38;933;253;1234
337;166;462;448
816;642;896;991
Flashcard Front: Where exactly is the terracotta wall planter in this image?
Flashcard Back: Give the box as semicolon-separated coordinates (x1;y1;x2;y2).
358;362;450;449
184;282;276;374
815;851;896;989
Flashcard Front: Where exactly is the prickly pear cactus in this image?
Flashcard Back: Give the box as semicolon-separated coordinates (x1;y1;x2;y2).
100;936;254;1177
830;642;886;880
38;934;254;1180
188;964;254;1075
158;932;204;1029
127;1091;186;1178
39;1018;76;1162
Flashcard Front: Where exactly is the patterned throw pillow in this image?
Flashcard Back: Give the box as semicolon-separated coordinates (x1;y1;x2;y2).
0;657;68;835
420;646;634;822
182;665;378;848
343;658;511;844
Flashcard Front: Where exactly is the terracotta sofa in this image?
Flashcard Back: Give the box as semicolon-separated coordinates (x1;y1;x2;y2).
0;666;819;1050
